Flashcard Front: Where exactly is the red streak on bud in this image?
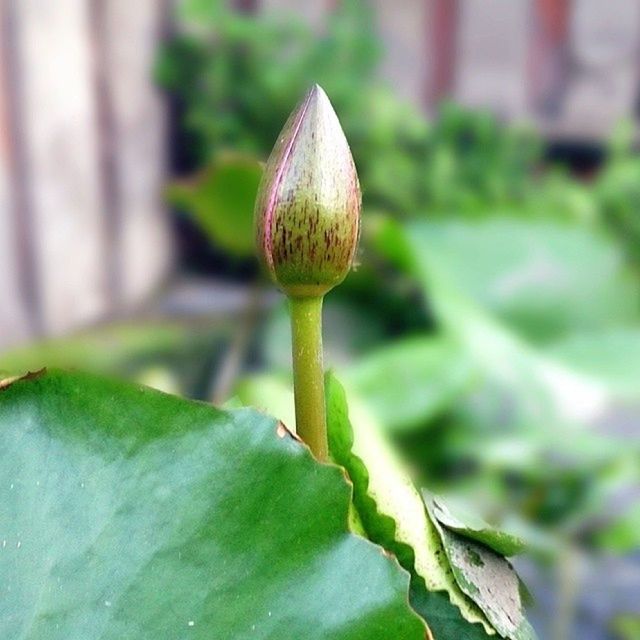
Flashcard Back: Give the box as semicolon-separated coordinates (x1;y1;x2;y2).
262;88;315;277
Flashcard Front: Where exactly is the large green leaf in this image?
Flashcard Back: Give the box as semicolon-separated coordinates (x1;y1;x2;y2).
0;370;426;639
234;372;540;637
402;219;639;343
409;581;492;640
406;221;612;429
234;373;495;636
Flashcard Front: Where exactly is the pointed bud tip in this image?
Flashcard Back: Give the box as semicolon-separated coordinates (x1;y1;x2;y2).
308;83;328;105
255;86;361;297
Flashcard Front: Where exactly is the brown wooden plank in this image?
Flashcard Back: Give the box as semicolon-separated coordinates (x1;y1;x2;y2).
10;0;108;336
426;0;460;108
259;0;328;30
529;0;571;117
454;0;532;118
97;0;172;309
557;0;640;138
371;0;431;107
0;0;31;348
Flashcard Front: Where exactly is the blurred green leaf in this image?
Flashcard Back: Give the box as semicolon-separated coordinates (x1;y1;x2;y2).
595;501;640;553
548;329;640;399
0;369;426;640
405;219;639;343
0;321;229;400
167;154;263;257
597;125;640;271
404;219;619;428
233;373;295;431
345;336;475;432
611;614;640;640
383;217;640;548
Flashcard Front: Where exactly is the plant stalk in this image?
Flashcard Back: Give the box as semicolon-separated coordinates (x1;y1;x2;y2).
289;296;327;461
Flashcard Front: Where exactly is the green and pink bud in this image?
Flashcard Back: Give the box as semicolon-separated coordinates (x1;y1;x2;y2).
254;84;361;298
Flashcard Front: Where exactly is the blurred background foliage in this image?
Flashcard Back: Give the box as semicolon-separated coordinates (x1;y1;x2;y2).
159;3;640;636
3;1;640;637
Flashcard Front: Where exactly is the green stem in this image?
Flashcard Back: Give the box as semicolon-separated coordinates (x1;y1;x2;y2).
289;296;327;461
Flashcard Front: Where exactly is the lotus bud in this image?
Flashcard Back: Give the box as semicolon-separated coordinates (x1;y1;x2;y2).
255;84;361;298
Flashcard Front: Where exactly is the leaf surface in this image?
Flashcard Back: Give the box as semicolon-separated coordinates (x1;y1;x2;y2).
424;498;535;640
0;370;425;640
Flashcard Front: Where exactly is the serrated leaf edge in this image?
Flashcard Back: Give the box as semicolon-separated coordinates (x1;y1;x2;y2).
327;376;496;636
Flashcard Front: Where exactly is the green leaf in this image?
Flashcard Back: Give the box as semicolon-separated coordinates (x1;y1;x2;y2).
409;580;494;640
401;218;640;493
405;221;612;429
345;336;475;432
404;219;639;343
424;497;535;640
427;495;526;557
611;614;640;640
595;501;640;553
0;369;426;639
548;328;640;399
167;154;263;257
325;374;496;637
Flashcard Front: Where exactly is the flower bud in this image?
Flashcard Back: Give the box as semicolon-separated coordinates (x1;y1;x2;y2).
255;84;361;297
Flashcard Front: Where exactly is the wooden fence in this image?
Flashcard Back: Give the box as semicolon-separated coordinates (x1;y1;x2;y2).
2;0;640;350
0;0;171;349
262;0;640;134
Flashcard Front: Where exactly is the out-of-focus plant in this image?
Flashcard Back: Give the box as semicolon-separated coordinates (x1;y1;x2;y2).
156;0;379;165
597;122;640;272
157;0;565;227
611;614;640;640
0;321;232;398
167;153;263;259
